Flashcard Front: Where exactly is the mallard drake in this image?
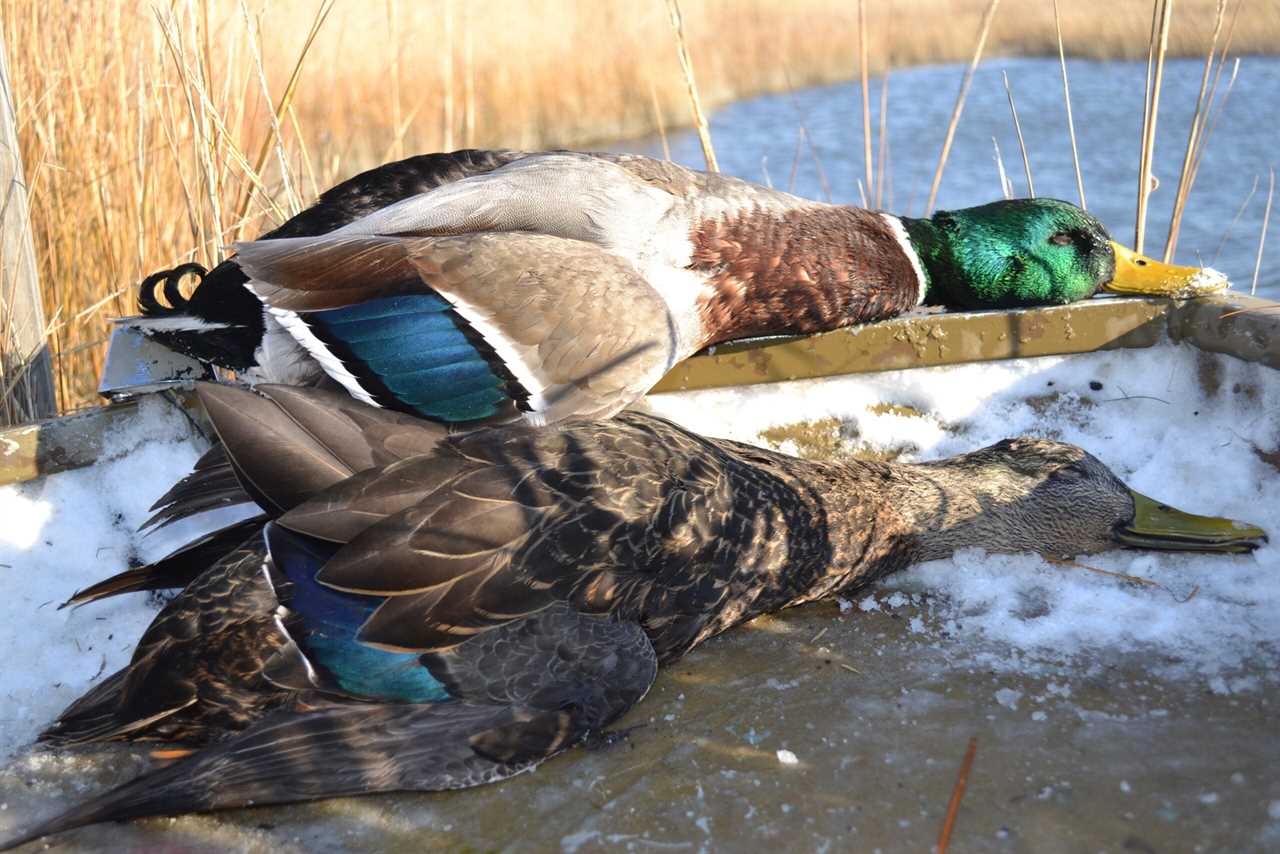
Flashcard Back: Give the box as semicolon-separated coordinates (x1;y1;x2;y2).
4;383;1263;849
130;149;1224;425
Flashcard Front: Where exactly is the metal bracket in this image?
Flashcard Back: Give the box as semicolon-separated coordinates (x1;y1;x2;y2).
97;323;217;401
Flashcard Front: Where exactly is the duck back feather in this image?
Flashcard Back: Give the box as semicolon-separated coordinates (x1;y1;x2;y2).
131;150;529;369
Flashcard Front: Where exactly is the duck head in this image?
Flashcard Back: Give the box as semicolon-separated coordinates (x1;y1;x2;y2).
900;198;1228;309
908;437;1266;560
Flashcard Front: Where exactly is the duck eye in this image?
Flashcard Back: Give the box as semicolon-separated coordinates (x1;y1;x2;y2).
1049;232;1073;247
1053;464;1086;481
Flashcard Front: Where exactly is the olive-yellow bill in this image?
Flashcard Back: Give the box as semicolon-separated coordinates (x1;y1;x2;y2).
1104;241;1230;299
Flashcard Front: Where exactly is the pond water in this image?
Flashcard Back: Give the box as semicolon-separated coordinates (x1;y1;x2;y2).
617;56;1280;299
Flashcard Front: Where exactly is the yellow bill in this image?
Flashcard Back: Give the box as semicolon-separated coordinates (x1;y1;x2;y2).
1113;490;1266;554
1104;241;1230;298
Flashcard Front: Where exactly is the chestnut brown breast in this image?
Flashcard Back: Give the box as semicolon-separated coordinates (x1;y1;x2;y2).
690;206;921;344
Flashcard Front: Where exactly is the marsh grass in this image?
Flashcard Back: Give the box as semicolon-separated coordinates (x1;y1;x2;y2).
2;0;1277;418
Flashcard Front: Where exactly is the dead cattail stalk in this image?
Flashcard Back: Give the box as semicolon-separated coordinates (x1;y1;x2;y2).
240;0;301;216
1188;0;1242;170
1135;0;1173;255
803;126;833;203
385;0;403;161
875;70;890;209
858;0;873;202
442;0;455;152
1136;2;1160;245
231;0;333;236
647;78;671;162
463;1;475;147
936;736;978;854
1185;3;1242;214
1001;71;1033;198
287;104;320;201
1052;0;1086;209
1252;168;1274;297
1212;172;1258;264
1164;0;1227;262
992;138;1013;200
788;126;803;194
925;0;1000;216
663;0;718;172
1184;58;1239;204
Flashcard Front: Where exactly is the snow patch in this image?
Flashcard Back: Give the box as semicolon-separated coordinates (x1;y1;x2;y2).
0;397;216;757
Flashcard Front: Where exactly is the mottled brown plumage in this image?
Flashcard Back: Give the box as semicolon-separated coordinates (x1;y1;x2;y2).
691;206;921;343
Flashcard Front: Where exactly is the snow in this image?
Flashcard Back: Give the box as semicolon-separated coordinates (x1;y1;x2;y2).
994;688;1022;711
648;342;1280;687
0;341;1276;764
0;397;218;757
1171;266;1229;298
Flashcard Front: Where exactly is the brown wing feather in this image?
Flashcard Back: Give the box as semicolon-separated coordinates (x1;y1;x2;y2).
407;234;678;421
196;383;447;514
280;414;809;656
235;231;679;422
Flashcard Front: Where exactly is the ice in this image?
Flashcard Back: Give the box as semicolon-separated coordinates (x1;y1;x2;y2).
994;688;1022;711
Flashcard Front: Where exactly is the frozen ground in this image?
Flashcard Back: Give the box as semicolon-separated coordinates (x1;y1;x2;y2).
0;342;1277;851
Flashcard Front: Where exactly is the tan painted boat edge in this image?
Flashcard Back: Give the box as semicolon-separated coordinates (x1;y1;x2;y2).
2;294;1277;486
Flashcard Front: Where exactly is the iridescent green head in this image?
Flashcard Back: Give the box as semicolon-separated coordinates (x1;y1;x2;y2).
901;198;1117;309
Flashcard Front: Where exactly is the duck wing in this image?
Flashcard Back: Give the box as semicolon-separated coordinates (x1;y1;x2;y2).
134;150;531;366
43;532;295;746
235;231;678;424
66;383;448;607
10;604;656;849
277;411;830;660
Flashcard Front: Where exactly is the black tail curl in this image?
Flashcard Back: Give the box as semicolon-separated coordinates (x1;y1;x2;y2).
137;263;209;316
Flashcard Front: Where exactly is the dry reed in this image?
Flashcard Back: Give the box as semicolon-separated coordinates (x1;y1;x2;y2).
936;736;979;854
1164;0;1229;262
857;0;873;203
1001;71;1034;198
1253;170;1274;296
1135;0;1174;255
992;138;1013;200
925;0;1000;216
663;0;718;172
1213;173;1258;264
1053;0;1087;209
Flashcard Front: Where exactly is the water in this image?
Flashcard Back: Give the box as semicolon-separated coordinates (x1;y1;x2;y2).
617;57;1280;299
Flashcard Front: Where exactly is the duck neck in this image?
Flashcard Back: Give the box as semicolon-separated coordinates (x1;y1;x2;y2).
862;457;1044;563
898;215;951;306
807;455;1044;581
688;206;927;347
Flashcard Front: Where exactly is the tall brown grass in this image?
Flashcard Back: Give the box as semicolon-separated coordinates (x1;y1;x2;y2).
2;0;1276;418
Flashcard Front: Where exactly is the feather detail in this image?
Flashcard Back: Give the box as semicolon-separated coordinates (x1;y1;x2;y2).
235;231;676;423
